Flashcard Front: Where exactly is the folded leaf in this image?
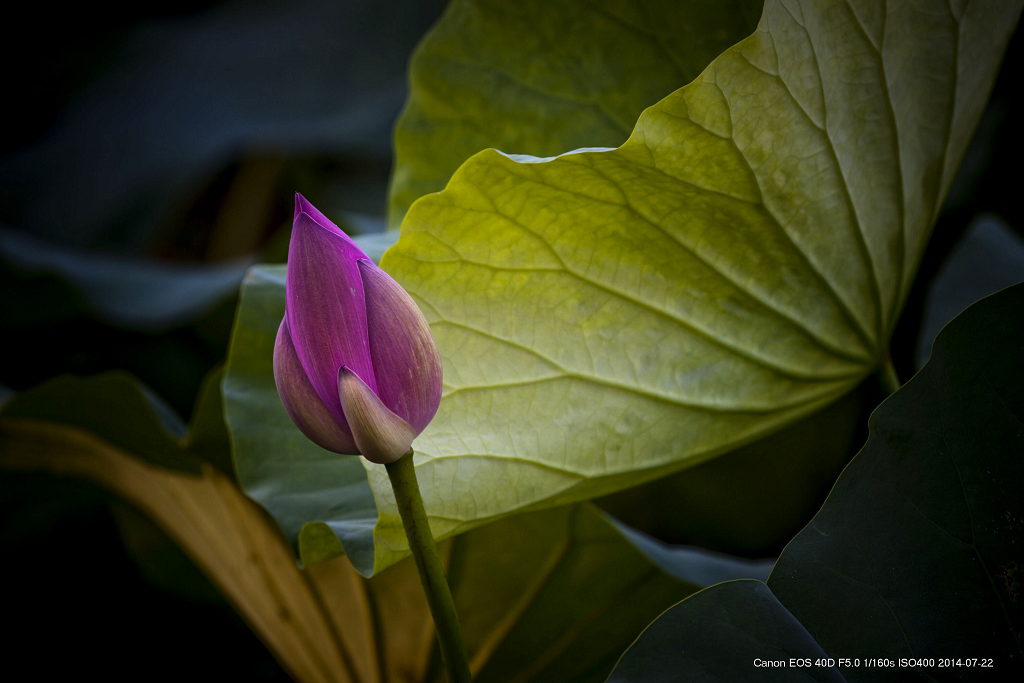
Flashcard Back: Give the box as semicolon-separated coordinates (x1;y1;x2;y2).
376;0;1022;569
388;0;763;228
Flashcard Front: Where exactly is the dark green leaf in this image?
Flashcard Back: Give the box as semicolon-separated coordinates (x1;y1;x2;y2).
608;519;774;585
0;372;199;474
769;282;1024;680
609;580;842;683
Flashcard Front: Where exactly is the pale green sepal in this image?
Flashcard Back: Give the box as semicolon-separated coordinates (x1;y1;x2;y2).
338;367;417;465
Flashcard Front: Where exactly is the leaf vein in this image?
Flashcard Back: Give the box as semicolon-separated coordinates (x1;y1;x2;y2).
577;151;872;363
705;76;878;353
763;10;885;342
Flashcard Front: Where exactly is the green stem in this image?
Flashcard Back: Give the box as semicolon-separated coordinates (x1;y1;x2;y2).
385;450;472;683
879;352;901;396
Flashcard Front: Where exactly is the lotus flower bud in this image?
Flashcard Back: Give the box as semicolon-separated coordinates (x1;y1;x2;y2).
273;194;442;464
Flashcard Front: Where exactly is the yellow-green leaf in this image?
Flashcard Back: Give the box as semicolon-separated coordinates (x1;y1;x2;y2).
375;0;1021;569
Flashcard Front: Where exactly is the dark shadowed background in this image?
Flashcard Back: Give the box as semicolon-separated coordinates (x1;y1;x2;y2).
0;1;1020;679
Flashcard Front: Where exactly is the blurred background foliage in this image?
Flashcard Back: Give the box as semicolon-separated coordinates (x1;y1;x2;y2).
0;0;1021;679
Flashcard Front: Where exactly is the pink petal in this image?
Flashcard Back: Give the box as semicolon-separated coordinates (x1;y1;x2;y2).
338;366;416;464
286;196;378;425
358;259;442;434
273;319;358;454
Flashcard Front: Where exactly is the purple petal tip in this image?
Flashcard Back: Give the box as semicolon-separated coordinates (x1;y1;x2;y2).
292;194;356;244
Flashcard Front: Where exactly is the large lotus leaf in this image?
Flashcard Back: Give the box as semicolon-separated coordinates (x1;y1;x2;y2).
607;282;1024;681
387;0;763;229
373;0;1022;569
